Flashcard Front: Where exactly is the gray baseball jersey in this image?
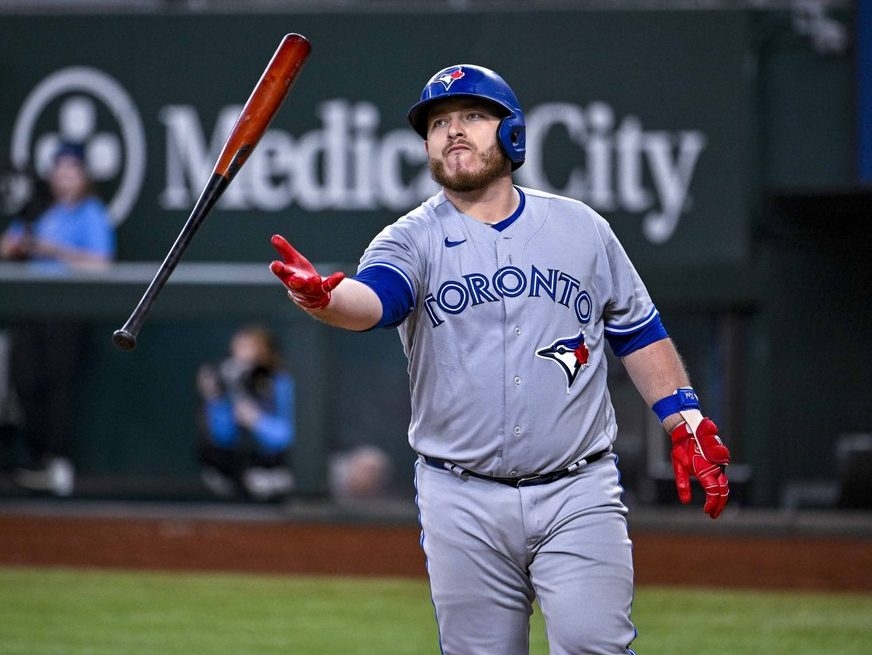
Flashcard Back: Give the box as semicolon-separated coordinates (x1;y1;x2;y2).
358;186;657;477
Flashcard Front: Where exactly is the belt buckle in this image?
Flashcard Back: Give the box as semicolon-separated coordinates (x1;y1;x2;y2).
514;473;545;487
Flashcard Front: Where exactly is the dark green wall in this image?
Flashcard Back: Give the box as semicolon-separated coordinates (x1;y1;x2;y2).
1;6;866;506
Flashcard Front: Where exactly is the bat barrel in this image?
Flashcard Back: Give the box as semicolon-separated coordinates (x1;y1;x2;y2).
214;33;311;180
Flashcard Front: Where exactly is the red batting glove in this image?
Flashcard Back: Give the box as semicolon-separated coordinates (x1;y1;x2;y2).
269;234;345;310
670;418;731;519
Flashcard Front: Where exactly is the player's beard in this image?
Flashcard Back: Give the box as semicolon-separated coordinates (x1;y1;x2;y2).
429;143;508;192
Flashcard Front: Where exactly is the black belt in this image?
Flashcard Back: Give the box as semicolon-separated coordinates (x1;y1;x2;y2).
421;447;611;488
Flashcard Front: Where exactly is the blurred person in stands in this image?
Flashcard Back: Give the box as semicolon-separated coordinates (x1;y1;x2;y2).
196;324;296;501
0;141;116;496
328;444;395;501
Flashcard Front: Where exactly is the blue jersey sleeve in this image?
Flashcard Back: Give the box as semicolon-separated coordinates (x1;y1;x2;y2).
353;263;416;329
605;309;669;357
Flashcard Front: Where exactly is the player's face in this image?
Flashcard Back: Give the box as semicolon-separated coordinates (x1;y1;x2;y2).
425;99;510;192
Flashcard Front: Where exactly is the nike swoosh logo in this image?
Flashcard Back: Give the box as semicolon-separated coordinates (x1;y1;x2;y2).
444;237;467;248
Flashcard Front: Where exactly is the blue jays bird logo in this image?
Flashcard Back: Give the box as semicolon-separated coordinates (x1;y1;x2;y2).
536;329;590;389
436;67;465;90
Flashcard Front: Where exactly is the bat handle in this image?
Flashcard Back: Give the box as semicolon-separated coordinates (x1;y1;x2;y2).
111;174;228;351
112;327;138;351
111;261;174;351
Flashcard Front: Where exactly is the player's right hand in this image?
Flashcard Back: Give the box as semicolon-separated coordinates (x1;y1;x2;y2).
670;418;731;519
269;234;345;310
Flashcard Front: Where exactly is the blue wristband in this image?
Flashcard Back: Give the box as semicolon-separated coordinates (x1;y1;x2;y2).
652;387;700;422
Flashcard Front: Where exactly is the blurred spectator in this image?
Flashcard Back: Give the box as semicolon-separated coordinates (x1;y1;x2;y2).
1;142;114;271
328;445;394;500
0;141;116;496
196;324;296;501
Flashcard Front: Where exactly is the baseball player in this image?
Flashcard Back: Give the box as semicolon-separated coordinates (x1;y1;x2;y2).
269;65;731;655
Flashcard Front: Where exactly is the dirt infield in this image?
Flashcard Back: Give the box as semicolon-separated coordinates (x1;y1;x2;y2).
1;502;870;592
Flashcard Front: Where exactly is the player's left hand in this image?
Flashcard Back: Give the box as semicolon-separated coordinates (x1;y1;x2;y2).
670;418;731;519
269;234;345;310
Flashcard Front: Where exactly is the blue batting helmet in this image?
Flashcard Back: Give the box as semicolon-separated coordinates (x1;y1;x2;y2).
407;64;526;169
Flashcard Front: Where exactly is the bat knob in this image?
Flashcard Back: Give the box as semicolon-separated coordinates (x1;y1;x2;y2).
112;329;138;351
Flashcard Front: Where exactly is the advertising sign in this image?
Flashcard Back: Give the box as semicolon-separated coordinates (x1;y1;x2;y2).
0;11;750;272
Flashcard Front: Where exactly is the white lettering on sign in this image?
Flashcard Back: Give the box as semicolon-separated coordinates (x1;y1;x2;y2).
159;99;706;243
11;68;709;244
159;100;436;214
518;102;707;243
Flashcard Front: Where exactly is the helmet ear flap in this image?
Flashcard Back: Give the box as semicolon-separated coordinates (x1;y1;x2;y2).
498;116;526;169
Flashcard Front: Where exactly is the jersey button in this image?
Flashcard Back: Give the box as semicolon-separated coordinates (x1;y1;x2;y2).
514;326;521;335
513;376;521;385
513;425;523;436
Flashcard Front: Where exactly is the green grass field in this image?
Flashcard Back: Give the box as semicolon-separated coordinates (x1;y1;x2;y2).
2;567;870;654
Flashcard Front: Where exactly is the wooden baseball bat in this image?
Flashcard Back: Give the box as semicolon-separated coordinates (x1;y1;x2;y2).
112;33;312;351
